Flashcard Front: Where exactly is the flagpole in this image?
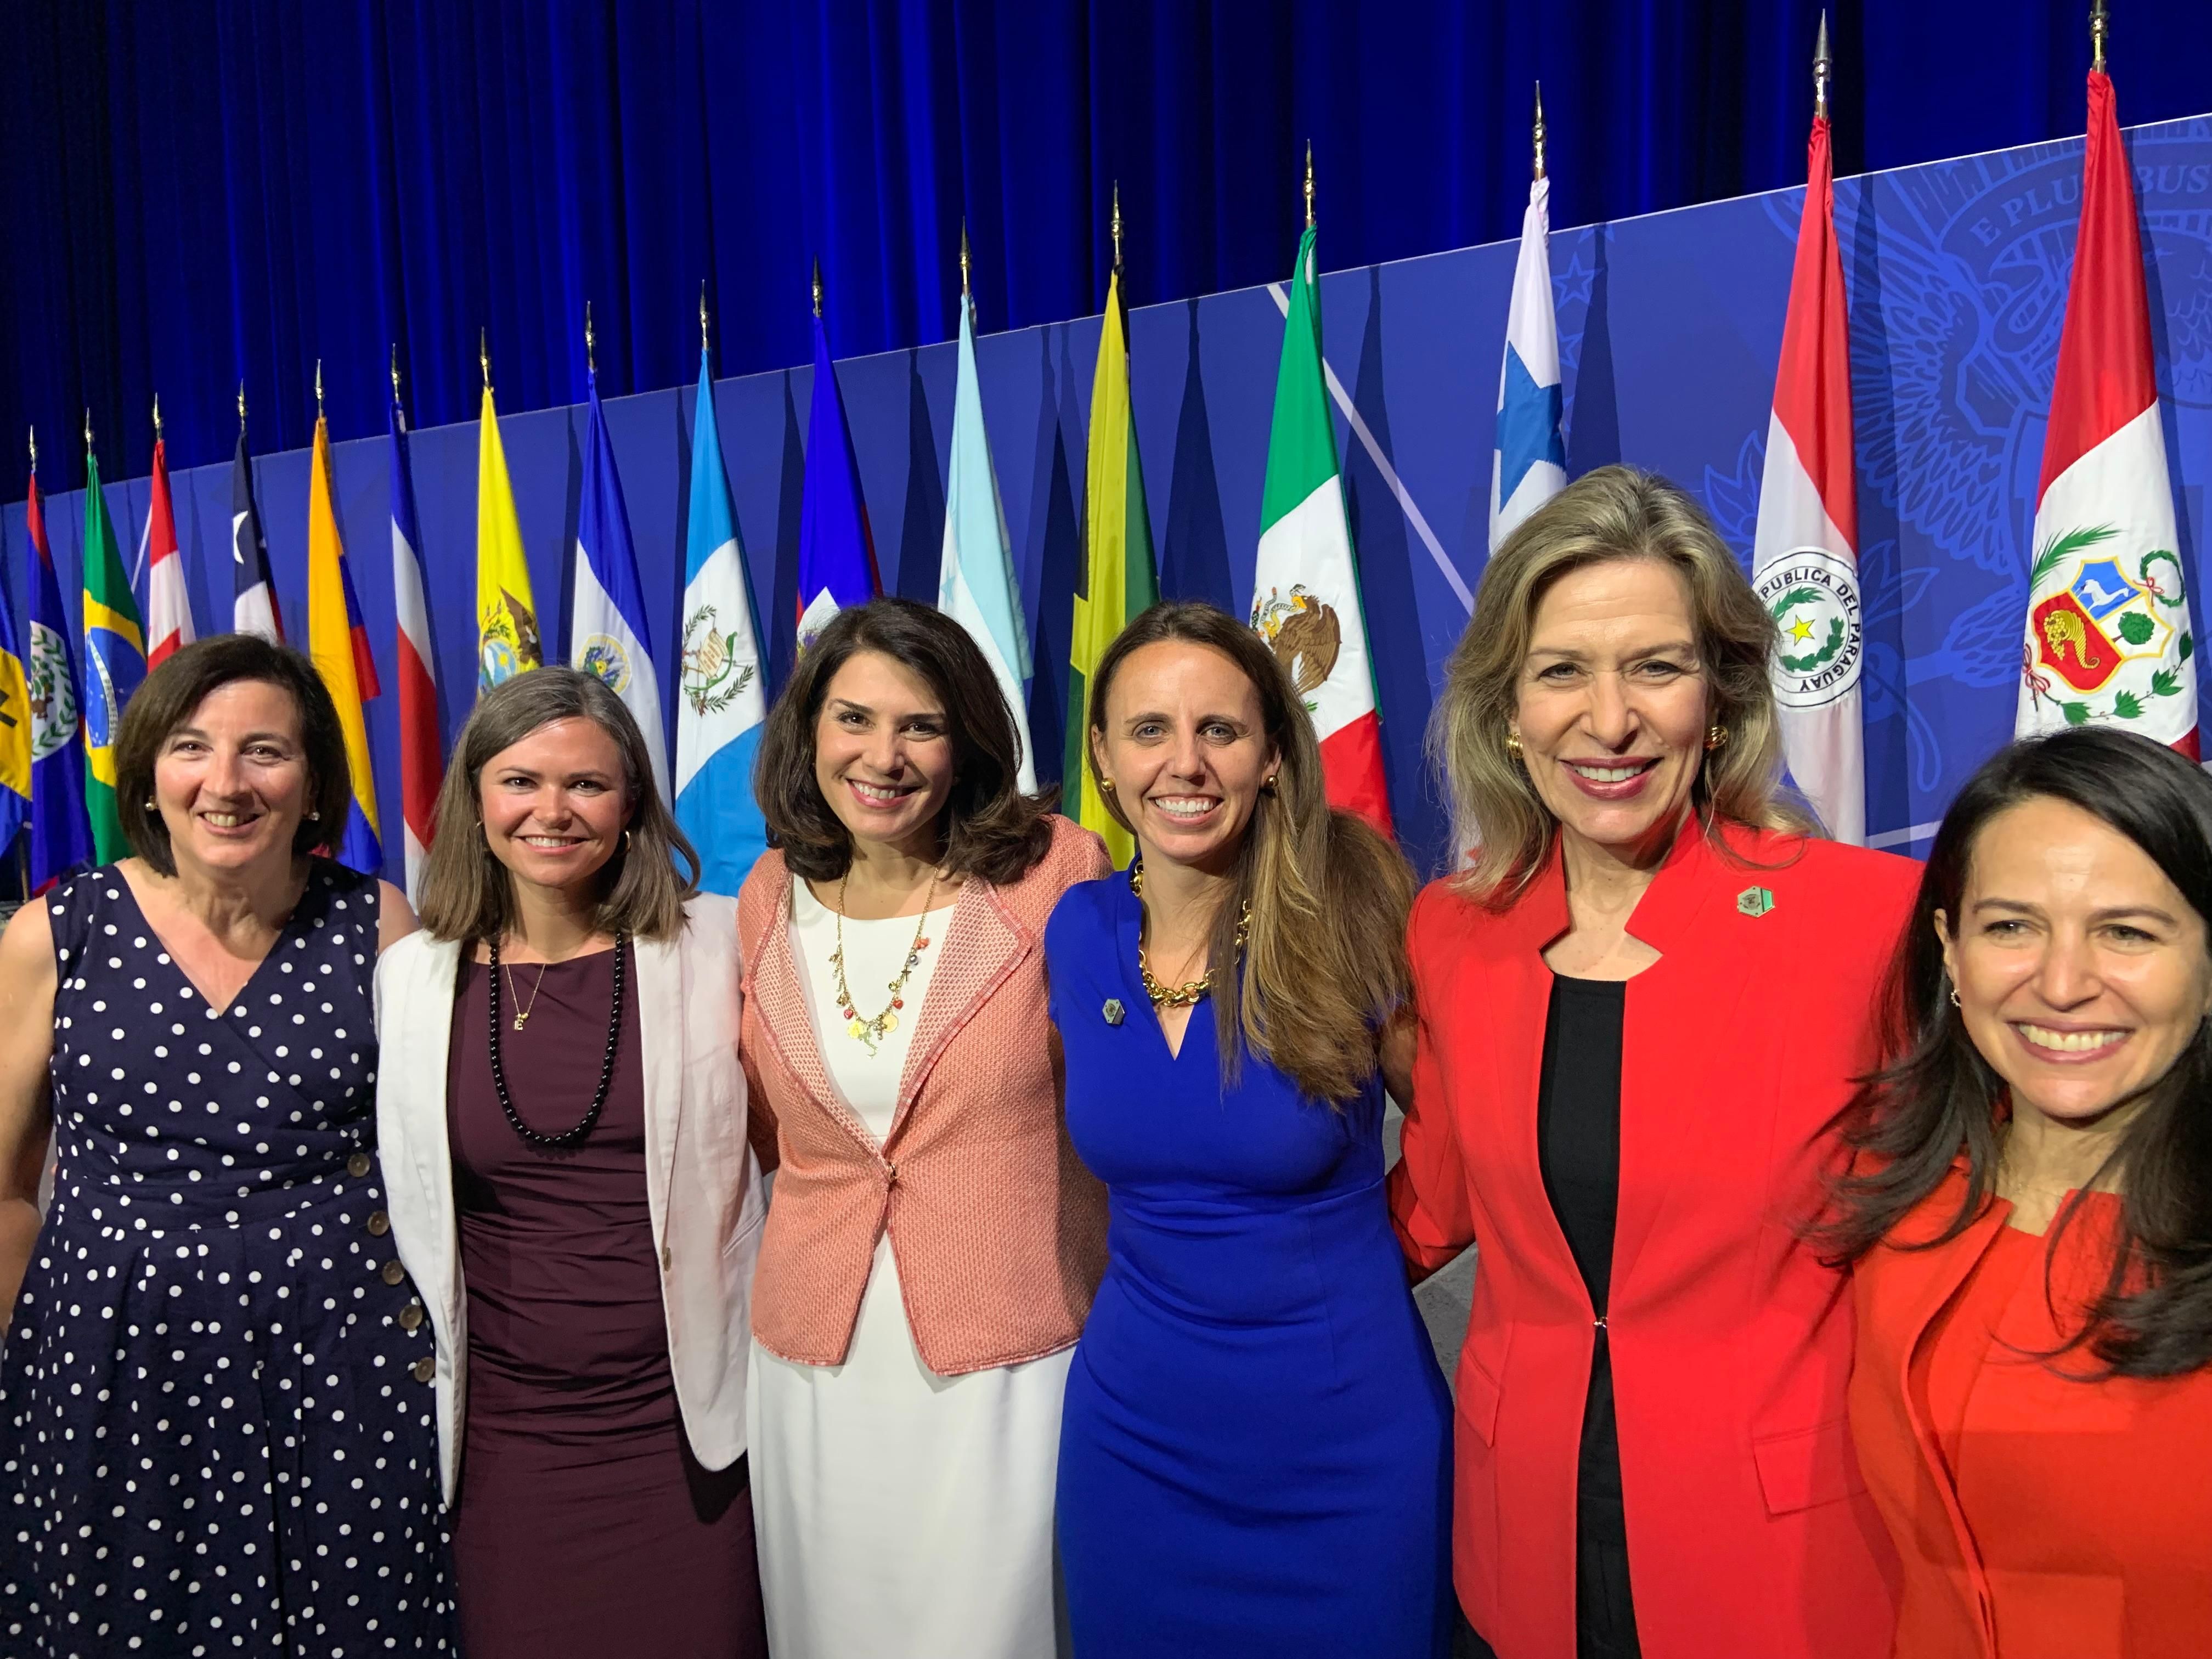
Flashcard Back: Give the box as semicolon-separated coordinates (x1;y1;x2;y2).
1814;9;1831;120
1303;140;1315;230
1533;83;1547;180
2091;0;2108;74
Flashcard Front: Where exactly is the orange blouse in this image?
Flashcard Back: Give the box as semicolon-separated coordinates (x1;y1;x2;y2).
1850;1172;2212;1658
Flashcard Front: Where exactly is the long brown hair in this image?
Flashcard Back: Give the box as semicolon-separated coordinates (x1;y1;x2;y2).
1430;465;1810;905
416;667;699;943
1087;602;1413;1103
754;596;1056;887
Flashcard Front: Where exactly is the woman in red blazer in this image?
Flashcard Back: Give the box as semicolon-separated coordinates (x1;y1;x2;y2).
1390;467;1912;1659
1827;728;2212;1658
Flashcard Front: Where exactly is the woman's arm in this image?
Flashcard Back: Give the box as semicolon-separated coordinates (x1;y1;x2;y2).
1379;1006;1417;1110
0;900;59;1322
376;879;421;955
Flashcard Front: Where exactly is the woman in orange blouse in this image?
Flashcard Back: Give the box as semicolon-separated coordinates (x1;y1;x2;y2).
1827;727;2212;1659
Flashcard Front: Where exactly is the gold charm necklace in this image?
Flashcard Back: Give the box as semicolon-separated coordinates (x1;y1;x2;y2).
504;958;551;1030
829;873;939;1054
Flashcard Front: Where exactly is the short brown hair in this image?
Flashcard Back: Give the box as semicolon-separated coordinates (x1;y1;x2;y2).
1430;465;1811;903
1086;602;1414;1104
755;597;1054;887
415;667;699;943
115;634;352;877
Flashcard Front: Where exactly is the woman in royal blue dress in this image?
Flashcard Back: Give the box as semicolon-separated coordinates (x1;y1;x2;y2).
1048;601;1452;1658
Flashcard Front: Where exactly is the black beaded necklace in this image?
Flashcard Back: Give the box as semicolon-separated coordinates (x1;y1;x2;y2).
486;932;627;1149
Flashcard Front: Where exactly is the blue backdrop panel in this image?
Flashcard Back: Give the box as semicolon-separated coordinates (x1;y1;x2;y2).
9;112;2211;881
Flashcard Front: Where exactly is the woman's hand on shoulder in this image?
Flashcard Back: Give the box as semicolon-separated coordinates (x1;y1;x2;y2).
376;880;421;955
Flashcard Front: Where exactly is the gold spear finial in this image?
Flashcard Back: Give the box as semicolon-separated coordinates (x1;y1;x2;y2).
1111;181;1124;272
2091;0;2109;74
238;380;247;433
812;257;824;319
700;280;710;358
960;220;972;301
315;358;325;420
585;301;596;376
1533;82;1547;180
83;407;94;455
1814;10;1832;121
480;328;492;392
153;392;163;443
1304;140;1315;229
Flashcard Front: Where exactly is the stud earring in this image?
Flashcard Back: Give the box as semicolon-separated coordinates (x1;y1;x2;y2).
306;810;320;822
1098;777;1116;793
1261;775;1279;794
144;798;156;810
1504;731;1524;764
1949;985;1961;1008
1705;725;1730;752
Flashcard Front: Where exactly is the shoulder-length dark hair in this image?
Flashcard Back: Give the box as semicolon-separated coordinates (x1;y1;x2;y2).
416;667;699;943
1086;601;1414;1104
1822;726;2212;1379
754;596;1054;887
115;634;352;876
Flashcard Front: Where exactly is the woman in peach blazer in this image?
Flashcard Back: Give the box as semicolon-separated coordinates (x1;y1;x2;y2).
735;598;1108;1659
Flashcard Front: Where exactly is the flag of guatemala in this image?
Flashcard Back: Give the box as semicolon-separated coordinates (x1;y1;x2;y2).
1489;173;1567;552
673;352;770;895
794;312;878;651
570;371;670;801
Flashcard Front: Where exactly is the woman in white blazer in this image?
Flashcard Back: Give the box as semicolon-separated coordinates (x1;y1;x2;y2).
375;667;768;1659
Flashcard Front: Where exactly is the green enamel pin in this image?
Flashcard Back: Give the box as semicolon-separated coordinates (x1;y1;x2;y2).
1736;886;1777;918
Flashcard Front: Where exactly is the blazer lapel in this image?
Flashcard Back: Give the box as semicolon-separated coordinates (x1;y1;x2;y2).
400;938;461;1239
887;878;1025;1147
743;862;878;1154
634;932;683;1254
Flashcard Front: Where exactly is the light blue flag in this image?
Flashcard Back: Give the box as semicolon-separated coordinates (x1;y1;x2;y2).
673;353;770;894
794;311;879;650
937;294;1035;789
571;370;670;801
1490;173;1567;551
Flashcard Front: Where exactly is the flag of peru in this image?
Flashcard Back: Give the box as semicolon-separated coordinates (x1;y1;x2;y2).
144;436;195;669
389;397;443;901
1752;109;1867;845
2017;71;2196;757
1252;225;1392;834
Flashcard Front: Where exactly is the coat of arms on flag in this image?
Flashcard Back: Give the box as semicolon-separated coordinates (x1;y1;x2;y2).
1249;584;1342;708
26;622;77;761
2023;526;2190;723
1755;548;1865;710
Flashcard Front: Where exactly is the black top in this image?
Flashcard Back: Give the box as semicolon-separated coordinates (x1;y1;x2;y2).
1535;973;1629;1527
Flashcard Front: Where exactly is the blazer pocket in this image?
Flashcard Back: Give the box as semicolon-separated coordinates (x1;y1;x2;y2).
1454;1326;1511;1448
1751;1415;1867;1515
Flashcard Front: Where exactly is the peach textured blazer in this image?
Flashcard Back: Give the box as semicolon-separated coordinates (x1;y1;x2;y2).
737;814;1110;1376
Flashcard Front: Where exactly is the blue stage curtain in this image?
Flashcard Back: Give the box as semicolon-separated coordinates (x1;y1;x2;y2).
5;0;2210;489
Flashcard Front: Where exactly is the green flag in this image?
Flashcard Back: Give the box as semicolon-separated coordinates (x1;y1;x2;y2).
1066;267;1157;868
81;448;146;861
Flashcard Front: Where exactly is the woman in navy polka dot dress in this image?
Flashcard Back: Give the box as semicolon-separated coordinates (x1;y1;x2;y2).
0;637;455;1655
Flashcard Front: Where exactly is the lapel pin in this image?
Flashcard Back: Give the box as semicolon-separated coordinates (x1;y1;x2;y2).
1736;886;1777;918
1102;997;1126;1026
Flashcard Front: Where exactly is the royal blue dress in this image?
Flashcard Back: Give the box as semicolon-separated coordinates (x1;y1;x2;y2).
1047;872;1452;1658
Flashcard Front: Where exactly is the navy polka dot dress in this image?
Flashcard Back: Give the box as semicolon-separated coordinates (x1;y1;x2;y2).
0;861;456;1655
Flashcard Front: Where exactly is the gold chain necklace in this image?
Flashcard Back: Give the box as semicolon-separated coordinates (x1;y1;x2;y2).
828;873;939;1055
1130;861;1251;1009
503;958;552;1030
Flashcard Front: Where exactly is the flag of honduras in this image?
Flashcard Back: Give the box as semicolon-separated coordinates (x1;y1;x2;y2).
939;291;1036;791
571;369;670;800
674;352;770;894
1490;172;1566;551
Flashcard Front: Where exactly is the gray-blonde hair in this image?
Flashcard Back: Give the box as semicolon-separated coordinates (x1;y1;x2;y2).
416;667;699;943
1430;465;1810;903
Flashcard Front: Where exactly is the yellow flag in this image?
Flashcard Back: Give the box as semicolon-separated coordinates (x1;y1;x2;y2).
306;416;381;870
476;387;540;692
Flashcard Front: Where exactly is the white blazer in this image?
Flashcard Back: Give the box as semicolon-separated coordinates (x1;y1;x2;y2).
374;894;766;1506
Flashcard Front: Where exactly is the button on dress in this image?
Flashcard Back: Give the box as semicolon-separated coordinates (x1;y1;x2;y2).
0;860;455;1656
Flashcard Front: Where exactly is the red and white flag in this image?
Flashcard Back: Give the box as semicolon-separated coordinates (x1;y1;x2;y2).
1752;108;1866;844
390;393;443;900
144;435;195;670
2017;71;2195;755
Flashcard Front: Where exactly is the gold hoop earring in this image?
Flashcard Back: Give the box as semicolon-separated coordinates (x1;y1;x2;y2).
623;829;633;850
1705;725;1729;752
1504;731;1524;764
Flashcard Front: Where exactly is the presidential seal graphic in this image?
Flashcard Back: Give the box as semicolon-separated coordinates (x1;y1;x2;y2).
1249;584;1340;709
25;621;77;761
577;634;632;695
680;605;758;717
1757;548;1864;710
2021;525;2192;730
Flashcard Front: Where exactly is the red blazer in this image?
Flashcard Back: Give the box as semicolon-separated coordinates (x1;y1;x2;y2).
1389;820;1917;1659
1850;1170;2212;1658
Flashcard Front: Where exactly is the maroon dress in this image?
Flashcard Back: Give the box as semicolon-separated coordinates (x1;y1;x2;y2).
447;945;768;1659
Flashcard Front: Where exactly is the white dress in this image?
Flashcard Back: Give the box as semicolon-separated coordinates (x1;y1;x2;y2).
749;881;1074;1659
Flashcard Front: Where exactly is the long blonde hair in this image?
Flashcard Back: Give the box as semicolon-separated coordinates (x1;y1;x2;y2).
1431;465;1810;904
1087;602;1413;1103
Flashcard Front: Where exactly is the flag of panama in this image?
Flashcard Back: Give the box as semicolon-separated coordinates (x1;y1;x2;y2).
2017;69;2195;755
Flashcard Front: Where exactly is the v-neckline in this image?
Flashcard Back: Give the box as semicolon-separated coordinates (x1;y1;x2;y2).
1114;871;1214;1064
111;863;313;1020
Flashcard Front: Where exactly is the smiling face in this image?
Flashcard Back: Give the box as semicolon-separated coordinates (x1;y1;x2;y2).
477;716;631;901
812;649;957;860
1092;640;1279;876
152;679;313;876
1941;795;2212;1131
1511;555;1712;865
